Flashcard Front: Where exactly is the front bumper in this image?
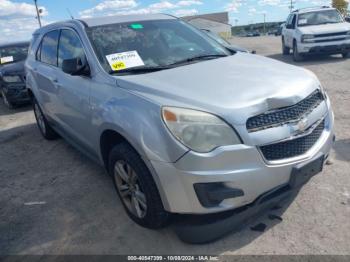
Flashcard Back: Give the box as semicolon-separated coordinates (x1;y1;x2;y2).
298;39;350;55
150;110;334;214
175;153;326;244
1;84;30;103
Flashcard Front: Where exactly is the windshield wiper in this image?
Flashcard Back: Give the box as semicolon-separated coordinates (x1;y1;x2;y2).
167;54;228;67
109;66;171;75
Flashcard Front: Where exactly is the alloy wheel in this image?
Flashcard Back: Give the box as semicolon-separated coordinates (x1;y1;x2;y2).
114;160;147;218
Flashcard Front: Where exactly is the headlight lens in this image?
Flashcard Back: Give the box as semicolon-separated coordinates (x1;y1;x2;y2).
302;34;315;43
319;85;328;99
162;107;241;153
2;75;22;83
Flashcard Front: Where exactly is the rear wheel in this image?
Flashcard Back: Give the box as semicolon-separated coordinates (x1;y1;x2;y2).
282;37;290;55
33;98;59;140
342;52;349;58
1;89;15;109
109;142;169;229
293;41;303;62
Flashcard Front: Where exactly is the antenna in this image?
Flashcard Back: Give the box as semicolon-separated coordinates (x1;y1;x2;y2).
66;8;74;19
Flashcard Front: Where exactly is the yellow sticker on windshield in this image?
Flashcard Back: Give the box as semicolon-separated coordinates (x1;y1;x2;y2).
112;61;126;71
106;51;144;71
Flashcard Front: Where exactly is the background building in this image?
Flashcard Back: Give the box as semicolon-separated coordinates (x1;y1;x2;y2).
182;12;232;39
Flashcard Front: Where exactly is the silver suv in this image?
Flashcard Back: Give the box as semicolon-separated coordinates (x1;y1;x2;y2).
26;14;335;230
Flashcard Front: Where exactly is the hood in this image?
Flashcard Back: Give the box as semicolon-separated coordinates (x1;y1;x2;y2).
298;22;350;35
0;61;25;76
115;53;320;125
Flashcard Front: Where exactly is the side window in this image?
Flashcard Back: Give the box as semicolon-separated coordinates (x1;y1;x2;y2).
40;30;60;66
58;29;85;68
36;42;42;61
291;15;297;28
29;34;39;57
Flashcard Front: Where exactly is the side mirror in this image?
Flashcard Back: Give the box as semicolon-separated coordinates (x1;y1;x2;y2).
345;17;350;23
251;50;257;54
62;57;90;76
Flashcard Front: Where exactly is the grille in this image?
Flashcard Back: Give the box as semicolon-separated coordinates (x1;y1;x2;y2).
315;31;348;38
314;37;346;43
247;90;324;132
260;120;325;161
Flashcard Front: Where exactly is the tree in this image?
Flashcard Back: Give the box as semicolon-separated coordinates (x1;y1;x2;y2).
332;0;349;16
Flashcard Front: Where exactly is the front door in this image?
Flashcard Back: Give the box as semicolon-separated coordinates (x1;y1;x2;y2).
54;28;93;150
35;30;61;120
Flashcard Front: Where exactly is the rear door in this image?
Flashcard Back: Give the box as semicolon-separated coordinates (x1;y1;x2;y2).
54;28;93;150
35;30;61;121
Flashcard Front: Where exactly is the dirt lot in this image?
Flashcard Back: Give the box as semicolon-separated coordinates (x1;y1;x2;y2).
0;36;349;255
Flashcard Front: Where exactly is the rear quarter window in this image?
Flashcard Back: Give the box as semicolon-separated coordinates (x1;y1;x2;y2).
29;34;40;57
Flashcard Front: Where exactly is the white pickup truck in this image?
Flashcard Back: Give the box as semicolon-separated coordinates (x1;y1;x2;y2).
282;6;350;61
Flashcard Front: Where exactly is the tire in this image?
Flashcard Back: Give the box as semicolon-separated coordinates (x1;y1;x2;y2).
1;89;15;109
342;52;349;58
282;37;290;55
293;41;303;62
109;142;169;229
33;98;59;140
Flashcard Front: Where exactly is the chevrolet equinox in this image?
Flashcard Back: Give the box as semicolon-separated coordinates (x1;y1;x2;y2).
25;14;335;229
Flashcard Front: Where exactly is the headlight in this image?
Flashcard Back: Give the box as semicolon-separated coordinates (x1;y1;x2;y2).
162;107;241;153
319;85;328;99
2;75;22;83
302;34;315;43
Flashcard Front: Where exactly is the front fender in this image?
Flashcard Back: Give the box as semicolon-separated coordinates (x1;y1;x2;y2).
94;85;188;163
25;62;42;103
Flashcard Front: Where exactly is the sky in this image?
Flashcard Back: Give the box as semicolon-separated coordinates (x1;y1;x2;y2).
0;0;346;43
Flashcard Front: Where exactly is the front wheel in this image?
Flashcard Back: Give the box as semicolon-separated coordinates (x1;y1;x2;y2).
109;142;169;229
293;42;303;62
33;98;59;140
282;37;290;55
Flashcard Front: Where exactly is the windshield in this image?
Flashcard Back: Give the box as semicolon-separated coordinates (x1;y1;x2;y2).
0;44;29;65
298;10;344;27
87;19;230;74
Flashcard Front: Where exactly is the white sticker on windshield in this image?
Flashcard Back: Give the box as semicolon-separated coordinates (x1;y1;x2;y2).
299;19;308;25
106;51;144;71
0;56;14;64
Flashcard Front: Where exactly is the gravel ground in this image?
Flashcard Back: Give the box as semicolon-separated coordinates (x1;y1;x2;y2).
0;36;349;255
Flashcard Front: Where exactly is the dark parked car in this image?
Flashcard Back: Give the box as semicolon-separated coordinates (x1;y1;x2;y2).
345;16;350;23
246;31;260;37
0;41;30;109
253;31;261;37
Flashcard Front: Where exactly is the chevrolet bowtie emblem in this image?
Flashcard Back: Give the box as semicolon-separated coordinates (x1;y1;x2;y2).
297;118;309;132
